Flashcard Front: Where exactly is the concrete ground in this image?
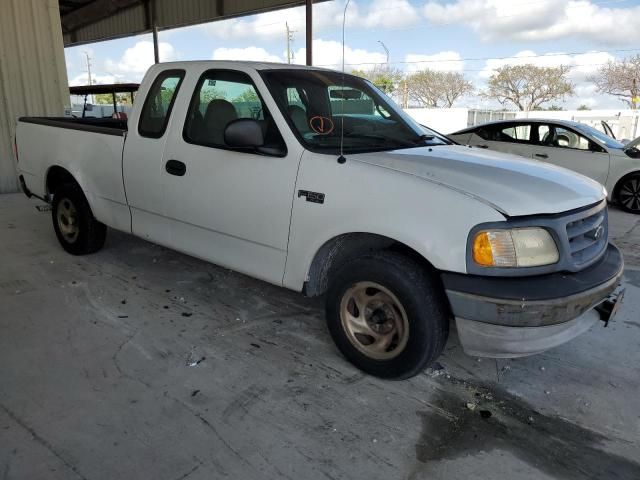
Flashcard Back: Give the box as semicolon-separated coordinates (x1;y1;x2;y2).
1;192;639;480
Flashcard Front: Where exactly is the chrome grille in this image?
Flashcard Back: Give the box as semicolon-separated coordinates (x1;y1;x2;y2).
565;204;607;268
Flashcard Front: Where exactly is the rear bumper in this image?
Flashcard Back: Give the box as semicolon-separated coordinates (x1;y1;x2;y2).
441;243;624;357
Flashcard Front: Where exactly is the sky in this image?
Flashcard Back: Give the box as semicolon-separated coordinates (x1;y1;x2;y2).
64;0;640;110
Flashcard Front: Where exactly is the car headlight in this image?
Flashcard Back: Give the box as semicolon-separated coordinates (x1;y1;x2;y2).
472;228;559;268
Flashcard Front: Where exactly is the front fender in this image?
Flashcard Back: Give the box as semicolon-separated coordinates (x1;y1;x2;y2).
283;152;505;291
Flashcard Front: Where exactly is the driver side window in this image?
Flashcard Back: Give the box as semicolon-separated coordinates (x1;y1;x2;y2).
184;70;285;153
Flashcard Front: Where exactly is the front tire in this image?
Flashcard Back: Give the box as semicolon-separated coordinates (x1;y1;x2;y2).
616;174;640;214
52;183;107;255
326;251;449;379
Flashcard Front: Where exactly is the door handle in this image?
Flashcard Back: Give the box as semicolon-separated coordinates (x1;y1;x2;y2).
165;159;186;176
535;153;549;159
475;144;489;149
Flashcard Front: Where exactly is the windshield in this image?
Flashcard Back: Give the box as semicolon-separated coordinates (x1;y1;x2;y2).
572;123;625;149
261;69;450;154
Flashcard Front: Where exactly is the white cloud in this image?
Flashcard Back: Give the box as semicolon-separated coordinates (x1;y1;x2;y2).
479;50;615;80
403;51;464;73
69;72;117;86
358;0;420;28
202;1;345;40
104;41;178;79
212;47;282;63
423;0;640;45
293;39;387;71
201;0;418;40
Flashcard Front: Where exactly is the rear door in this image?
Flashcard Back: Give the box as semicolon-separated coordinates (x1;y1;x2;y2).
123;68;185;243
529;123;610;184
160;68;303;285
466;123;536;159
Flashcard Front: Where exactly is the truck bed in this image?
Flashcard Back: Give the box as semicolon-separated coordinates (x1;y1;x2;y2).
19;116;127;136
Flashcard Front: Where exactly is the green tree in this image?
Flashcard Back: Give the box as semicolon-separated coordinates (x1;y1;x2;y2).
234;88;259;103
589;55;640;109
94;93;131;105
577;104;591;111
405;69;474;108
351;65;403;95
543;105;564;111
483;64;574;111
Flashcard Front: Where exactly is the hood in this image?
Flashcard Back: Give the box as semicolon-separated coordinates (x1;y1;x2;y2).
353;145;605;217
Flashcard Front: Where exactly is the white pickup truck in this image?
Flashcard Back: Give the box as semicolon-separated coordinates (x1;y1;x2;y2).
15;61;624;379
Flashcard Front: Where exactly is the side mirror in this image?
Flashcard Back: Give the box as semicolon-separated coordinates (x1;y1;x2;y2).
224;119;264;148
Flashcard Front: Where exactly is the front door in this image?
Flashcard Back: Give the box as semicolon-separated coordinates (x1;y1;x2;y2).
160;68;302;285
530;124;610;185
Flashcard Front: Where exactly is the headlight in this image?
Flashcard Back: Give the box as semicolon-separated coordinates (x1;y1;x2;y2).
472;228;559;268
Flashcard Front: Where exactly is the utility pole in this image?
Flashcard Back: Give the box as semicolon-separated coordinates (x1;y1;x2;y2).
84;51;93;86
403;79;408;109
286;22;296;64
84;51;94;103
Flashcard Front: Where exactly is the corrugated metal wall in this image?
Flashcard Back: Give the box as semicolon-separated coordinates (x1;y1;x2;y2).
64;0;314;46
0;0;69;193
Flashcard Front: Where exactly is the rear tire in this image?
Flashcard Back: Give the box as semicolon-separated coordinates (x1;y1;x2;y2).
616;174;640;214
325;251;449;379
52;183;106;255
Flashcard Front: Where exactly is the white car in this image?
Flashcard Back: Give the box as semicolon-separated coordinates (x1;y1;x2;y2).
15;61;624;378
449;119;640;213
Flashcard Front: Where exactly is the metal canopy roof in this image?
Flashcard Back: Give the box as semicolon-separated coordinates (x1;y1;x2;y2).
61;0;317;47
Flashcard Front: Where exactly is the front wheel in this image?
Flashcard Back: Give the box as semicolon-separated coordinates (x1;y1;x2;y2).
325;251;449;379
616;174;640;214
52;183;107;255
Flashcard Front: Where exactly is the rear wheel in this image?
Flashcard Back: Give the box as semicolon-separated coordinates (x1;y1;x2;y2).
52;183;106;255
326;251;449;379
616;174;640;214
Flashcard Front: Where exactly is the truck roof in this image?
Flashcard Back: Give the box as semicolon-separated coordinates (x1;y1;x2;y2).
153;60;336;72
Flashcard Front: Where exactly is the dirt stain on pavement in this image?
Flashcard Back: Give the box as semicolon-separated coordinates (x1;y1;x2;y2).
415;377;640;480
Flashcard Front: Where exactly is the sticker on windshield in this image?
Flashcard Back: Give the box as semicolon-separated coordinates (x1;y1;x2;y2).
309;116;334;135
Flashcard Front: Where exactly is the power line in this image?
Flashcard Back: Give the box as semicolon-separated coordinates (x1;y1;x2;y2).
314;47;640;69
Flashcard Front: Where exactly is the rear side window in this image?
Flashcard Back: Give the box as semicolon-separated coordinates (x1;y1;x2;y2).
138;70;185;138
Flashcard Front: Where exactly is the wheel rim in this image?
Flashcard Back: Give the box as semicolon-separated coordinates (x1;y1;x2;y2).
56;198;79;243
619;178;640;212
339;281;410;360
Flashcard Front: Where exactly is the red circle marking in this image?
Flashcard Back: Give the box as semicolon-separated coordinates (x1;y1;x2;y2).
309;116;334;135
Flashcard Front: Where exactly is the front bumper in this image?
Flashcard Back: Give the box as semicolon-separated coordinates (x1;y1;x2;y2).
441;243;624;357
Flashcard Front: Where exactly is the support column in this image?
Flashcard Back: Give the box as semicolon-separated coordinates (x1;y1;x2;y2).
305;0;312;66
145;0;159;63
152;25;159;64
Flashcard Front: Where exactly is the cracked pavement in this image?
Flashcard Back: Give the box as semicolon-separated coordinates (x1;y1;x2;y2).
1;193;639;480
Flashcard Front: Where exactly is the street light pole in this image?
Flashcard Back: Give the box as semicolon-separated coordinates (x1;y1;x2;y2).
377;40;389;66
